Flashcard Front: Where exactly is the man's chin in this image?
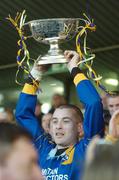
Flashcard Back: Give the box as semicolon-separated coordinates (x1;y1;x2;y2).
56;142;69;149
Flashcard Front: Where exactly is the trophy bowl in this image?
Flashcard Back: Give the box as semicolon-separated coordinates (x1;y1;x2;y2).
24;18;80;65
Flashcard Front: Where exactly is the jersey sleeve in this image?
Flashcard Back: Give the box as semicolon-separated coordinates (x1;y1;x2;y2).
71;68;104;139
15;83;52;150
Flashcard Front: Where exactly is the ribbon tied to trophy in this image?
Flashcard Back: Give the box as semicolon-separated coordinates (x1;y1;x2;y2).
6;10;110;94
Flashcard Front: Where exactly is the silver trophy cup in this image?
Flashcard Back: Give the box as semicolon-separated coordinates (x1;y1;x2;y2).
24;18;80;65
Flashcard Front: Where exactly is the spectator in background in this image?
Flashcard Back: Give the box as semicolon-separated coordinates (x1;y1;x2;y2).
42;113;52;134
101;92;111;134
83;141;119;180
5;107;15;123
85;109;119;167
102;91;119;134
35;101;44;126
107;91;119;116
82;110;119;180
0;111;7;122
49;93;67;114
0;107;15;123
0;122;43;180
41;113;53;142
107;109;119;140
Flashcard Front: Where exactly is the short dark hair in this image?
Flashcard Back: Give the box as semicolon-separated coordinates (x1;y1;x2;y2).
0;122;32;143
56;104;83;122
0;122;32;165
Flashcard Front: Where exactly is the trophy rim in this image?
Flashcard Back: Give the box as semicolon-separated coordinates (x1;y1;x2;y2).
24;18;81;25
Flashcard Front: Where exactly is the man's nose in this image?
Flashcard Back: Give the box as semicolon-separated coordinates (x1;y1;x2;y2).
56;121;62;129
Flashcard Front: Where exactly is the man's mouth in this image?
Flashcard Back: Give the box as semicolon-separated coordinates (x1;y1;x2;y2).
56;133;64;138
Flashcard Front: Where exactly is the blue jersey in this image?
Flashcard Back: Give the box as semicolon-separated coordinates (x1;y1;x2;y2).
16;72;104;180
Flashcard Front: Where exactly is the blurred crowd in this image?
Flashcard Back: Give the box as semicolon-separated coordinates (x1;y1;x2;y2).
0;50;119;180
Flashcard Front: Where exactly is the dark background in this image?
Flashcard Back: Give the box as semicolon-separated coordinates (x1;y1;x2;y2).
0;0;119;107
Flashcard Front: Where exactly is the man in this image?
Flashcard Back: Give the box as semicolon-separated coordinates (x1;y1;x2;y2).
16;50;104;180
42;113;52;134
83;109;119;180
0;122;43;180
83;141;119;180
107;91;119;116
49;93;67;114
0;111;7;122
0;108;14;123
85;109;119;167
35;101;44;126
103;91;119;134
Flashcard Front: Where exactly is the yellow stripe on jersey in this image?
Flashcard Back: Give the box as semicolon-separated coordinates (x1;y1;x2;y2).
74;73;87;86
62;146;75;165
22;83;38;95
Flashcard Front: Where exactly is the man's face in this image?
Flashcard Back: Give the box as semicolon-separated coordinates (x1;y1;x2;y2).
107;96;119;116
42;114;51;134
2;138;43;180
51;108;80;149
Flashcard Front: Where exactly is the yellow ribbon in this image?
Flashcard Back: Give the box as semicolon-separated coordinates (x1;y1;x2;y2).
6;10;32;86
75;14;110;94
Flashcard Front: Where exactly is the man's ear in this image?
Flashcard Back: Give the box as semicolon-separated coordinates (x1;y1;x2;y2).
77;122;84;137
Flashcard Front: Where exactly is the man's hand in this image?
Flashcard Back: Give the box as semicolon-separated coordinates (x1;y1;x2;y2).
64;50;80;72
109;110;119;138
30;62;49;82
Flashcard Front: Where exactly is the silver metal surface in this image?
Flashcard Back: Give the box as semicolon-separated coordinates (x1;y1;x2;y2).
24;18;80;64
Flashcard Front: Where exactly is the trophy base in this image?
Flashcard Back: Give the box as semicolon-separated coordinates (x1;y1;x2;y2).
37;54;67;65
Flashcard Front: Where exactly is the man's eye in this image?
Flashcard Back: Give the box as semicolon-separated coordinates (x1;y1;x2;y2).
52;120;57;123
64;119;70;123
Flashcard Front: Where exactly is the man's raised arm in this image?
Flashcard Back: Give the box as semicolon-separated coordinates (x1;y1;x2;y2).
15;65;47;143
64;50;104;140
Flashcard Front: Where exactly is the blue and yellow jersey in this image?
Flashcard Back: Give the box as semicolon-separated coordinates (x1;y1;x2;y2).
16;68;104;180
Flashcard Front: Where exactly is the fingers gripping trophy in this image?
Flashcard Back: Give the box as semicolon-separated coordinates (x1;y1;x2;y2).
7;10;108;93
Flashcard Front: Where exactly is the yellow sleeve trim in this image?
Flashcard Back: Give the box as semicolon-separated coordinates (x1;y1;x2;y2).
105;134;118;143
74;73;87;86
22;83;39;95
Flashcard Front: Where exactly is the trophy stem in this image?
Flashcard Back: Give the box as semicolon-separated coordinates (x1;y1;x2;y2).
48;39;63;56
37;39;67;64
